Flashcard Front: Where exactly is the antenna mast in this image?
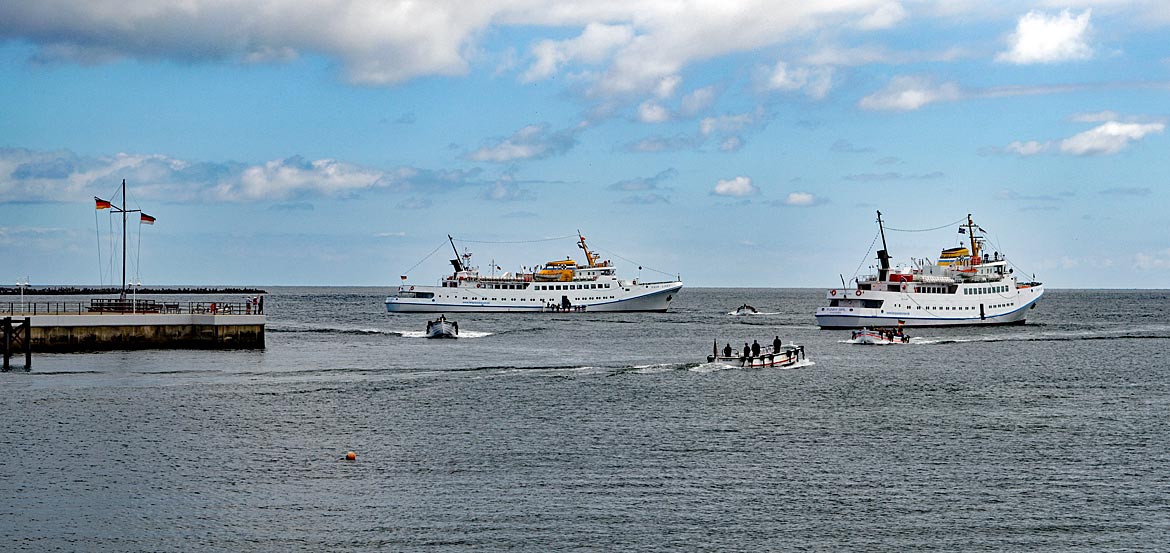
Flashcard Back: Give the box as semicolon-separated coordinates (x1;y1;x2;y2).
875;210;892;281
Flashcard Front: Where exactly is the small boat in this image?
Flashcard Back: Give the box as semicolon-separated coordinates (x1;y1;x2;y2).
706;340;807;368
730;303;759;315
850;327;909;345
425;315;459;339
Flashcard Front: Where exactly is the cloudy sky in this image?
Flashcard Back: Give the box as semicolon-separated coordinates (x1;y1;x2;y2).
2;0;1167;288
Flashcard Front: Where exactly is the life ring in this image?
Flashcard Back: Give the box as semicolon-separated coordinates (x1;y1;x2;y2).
476;284;481;288
830;289;837;296
855;290;862;296
409;286;415;291
901;283;907;292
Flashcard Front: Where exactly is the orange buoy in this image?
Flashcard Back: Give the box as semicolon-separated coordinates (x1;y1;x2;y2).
345;451;356;461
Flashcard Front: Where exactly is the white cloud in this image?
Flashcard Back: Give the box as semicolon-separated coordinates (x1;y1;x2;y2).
522;22;634;82
700;107;765;136
654;75;683;99
0;0;1023;97
802;44;968;67
467;123;584;162
763;61;835;99
637;101;671;123
481;178;533;201
712;176;758;197
1005;140;1052;156
856;2;906;30
782;191;819;206
858;75;962;111
996;9;1093;65
1134;249;1170;271
0;147;487;203
719;136;744;152
679;86;717;116
232;157;384;200
1059;121;1164;155
1069;110;1119;123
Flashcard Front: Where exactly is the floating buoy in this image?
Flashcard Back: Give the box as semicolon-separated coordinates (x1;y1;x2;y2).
345;451;356;461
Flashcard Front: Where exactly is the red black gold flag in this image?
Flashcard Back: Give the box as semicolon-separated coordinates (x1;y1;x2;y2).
95;197;112;209
140;213;156;225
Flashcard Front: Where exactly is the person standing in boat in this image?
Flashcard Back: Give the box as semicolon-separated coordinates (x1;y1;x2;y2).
743;342;751;362
772;336;781;353
723;343;732;357
751;340;761;357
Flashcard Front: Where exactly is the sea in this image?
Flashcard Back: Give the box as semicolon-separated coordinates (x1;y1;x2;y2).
2;287;1168;551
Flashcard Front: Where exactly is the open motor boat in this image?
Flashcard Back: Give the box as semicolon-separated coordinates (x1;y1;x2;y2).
425;315;459;339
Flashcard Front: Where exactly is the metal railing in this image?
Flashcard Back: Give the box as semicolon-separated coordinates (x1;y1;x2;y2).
0;300;263;316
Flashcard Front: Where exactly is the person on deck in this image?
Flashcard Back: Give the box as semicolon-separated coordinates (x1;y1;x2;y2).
723;343;732;357
751;340;761;357
772;336;782;352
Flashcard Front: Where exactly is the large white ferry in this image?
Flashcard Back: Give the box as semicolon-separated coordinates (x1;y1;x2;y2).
815;212;1044;329
386;233;683;313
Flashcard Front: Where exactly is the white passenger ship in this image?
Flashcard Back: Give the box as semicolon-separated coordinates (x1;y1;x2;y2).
386;233;683;313
815;212;1044;329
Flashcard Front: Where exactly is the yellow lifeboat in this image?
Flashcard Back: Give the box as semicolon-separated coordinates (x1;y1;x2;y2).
937;247;968;266
535;259;577;281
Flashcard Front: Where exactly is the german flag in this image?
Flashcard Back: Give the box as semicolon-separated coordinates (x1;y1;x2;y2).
140;213;156;225
95;197;112;209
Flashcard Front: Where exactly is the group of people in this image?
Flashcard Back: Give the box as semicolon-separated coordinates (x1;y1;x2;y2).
717;335;784;360
852;327;909;343
244;295;264;314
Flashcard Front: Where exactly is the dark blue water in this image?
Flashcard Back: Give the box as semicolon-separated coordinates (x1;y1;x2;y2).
3;288;1169;551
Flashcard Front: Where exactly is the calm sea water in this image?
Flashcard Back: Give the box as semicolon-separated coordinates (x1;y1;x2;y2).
3;288;1169;551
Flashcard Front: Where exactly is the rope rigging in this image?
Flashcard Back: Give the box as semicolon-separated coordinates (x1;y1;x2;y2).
591;246;676;279
883;216;967;233
451;234;576;244
399;240;451;276
850;230;881;282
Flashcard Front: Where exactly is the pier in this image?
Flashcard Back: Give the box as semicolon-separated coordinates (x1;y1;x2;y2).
1;300;265;352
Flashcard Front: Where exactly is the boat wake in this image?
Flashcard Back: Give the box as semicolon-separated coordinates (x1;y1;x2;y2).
268;324;492;338
691;359;815;372
398;329;492;339
727;310;779;316
908;326;1170;345
841;337;920;345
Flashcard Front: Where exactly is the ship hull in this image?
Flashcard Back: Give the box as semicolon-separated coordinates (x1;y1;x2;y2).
816;285;1044;329
386;281;683;313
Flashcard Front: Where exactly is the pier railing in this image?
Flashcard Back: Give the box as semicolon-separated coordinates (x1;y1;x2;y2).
0;300;263;316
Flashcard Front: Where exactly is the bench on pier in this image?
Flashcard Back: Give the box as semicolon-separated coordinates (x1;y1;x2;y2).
87;298;162;313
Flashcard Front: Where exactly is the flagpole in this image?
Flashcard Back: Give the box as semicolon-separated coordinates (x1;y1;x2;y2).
121;178;127;299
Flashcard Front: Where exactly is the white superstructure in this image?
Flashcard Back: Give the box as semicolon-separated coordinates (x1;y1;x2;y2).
386;233;683;313
815;212;1044;329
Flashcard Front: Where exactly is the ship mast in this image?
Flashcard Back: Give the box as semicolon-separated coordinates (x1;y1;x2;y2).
576;230;598;267
966;214;980;264
448;234;465;274
875;210;891;281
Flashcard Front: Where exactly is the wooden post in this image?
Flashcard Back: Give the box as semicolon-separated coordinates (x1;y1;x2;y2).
23;317;30;370
2;316;31;371
2;317;10;371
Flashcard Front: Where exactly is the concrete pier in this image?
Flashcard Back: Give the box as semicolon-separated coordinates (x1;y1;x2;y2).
3;301;265;352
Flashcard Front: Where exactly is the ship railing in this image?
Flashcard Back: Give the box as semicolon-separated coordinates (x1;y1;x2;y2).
0;300;262;316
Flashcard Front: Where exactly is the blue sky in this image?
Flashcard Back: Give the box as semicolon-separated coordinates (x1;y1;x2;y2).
1;1;1167;288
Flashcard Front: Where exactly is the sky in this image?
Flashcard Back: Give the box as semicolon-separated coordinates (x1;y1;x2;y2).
1;0;1168;289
